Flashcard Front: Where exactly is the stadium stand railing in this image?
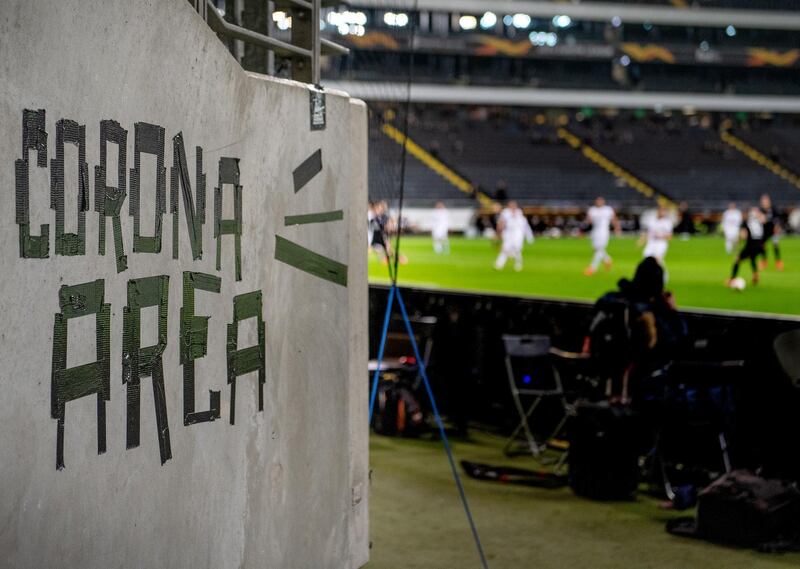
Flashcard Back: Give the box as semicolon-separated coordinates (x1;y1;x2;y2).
569;118;799;209
721;131;800;193
557;127;674;208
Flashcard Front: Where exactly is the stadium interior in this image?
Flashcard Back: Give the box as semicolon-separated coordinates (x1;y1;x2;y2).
133;1;800;567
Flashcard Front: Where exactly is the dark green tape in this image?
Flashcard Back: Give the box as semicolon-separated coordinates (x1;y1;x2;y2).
123;275;172;464
226;291;265;425
214;157;243;281
95;119;128;272
52;119;88;256
51;279;110;470
130;122;166;254
181;271;221;425
16;109;50;258
284;210;343;226
274;235;347;287
171;133;205;261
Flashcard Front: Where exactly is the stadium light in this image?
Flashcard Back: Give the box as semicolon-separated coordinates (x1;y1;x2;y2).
326;10;368;35
552;14;571;28
502;14;513;27
620;55;631;67
611;16;622;28
327;10;367;27
512;13;532;29
459;15;478;31
529;31;557;47
384;11;409;27
726;25;737;37
480;12;497;29
273;10;291;30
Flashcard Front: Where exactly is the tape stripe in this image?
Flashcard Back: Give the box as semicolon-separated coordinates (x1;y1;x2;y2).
284;210;343;226
274;235;347;287
293;149;322;193
227;291;265;425
181;271;221;426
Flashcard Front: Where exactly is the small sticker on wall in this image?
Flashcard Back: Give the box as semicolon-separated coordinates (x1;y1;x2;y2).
310;89;326;131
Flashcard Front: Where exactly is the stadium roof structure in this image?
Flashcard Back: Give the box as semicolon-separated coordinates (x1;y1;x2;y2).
349;0;800;30
327;81;800;113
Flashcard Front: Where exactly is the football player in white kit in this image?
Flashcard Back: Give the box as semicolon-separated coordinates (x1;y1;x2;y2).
640;205;673;263
431;201;450;254
721;202;743;254
494;201;534;271
584;196;621;276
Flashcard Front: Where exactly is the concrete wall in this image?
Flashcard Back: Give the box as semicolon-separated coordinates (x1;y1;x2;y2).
0;1;368;567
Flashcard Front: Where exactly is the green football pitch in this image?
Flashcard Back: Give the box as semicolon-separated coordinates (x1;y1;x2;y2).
368;236;800;317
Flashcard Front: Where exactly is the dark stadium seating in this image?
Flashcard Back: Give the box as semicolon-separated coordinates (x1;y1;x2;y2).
736;125;800;174
369;107;800;211
370;110;651;208
572;119;799;209
368;121;476;208
412;120;649;207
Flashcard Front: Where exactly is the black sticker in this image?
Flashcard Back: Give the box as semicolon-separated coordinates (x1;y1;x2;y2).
310;89;326;131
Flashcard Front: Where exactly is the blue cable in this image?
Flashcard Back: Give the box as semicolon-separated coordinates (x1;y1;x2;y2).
368;286;396;423
395;288;490;569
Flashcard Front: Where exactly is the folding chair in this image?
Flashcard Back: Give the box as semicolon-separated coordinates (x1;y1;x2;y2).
502;334;571;470
651;358;744;502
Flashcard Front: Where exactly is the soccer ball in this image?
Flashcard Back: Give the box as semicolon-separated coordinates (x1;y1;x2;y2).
729;277;746;291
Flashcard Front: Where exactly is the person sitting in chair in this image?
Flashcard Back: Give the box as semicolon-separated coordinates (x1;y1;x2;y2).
589;257;687;403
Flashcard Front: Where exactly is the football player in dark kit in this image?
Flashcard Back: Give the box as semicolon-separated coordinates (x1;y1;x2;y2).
728;207;767;286
758;194;784;271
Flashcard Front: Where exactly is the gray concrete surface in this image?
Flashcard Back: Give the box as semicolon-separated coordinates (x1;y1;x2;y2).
0;1;368;567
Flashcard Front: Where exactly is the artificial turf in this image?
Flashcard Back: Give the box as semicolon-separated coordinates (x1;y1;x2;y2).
366;431;800;569
368;235;800;316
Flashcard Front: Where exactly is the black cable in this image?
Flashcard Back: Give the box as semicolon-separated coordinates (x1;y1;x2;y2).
389;0;417;286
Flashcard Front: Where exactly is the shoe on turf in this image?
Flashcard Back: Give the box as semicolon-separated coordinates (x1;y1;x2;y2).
603;258;613;272
759;259;768;270
752;273;760;285
514;264;523;272
776;260;785;272
583;267;595;276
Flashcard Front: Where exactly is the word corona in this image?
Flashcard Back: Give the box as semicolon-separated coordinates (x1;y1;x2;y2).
14;109;264;470
15;109;243;279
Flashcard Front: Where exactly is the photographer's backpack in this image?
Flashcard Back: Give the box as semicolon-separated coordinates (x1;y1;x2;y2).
587;292;637;396
372;376;425;437
569;401;642;500
667;470;800;552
